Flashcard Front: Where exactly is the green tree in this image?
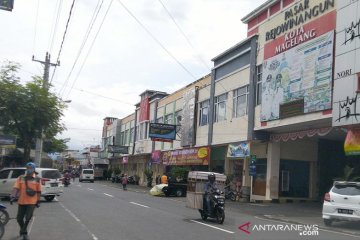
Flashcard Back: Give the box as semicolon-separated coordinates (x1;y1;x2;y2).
43;137;69;153
0;61;66;162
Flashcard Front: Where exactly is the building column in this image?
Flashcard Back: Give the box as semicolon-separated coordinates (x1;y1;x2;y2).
243;157;251;188
266;142;280;200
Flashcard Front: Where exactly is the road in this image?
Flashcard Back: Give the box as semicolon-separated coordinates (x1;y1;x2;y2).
3;180;360;240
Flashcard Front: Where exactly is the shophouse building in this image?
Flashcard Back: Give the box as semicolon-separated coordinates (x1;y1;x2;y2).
241;0;345;202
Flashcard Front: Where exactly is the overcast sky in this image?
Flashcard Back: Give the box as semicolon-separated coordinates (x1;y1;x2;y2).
0;0;265;150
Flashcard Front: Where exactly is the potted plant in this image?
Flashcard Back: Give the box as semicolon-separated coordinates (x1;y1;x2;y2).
144;169;153;188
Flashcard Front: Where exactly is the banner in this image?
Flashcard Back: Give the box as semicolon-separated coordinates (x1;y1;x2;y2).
149;123;176;141
261;31;334;121
181;88;196;147
344;129;360;156
162;147;210;166
227;141;250;158
151;150;161;164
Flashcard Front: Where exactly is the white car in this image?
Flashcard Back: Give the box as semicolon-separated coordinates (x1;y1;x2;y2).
322;181;360;226
79;169;94;183
0;167;63;202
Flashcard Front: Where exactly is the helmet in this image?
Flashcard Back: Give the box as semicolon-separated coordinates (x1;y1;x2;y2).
26;162;36;170
208;173;215;183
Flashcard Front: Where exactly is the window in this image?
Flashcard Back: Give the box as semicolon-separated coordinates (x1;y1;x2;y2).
129;127;134;143
233;86;248;117
145;122;149;139
41;170;61;179
0;170;10;179
164;114;173;124
124;129;129;144
256;65;262;105
174;110;182;125
156;117;163;123
214;94;227;122
11;169;25;178
333;184;360;196
199;100;209;126
119;132;125;145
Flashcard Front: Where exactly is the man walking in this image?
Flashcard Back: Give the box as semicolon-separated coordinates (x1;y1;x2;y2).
10;162;41;240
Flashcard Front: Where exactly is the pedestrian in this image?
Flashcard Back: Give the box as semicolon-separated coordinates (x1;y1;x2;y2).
10;162;41;240
71;169;76;182
122;173;128;190
161;173;168;184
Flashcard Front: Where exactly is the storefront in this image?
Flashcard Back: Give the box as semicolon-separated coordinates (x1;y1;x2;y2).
127;153;151;185
209;145;226;173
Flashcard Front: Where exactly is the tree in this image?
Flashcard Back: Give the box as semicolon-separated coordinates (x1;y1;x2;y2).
43;137;69;153
0;61;66;162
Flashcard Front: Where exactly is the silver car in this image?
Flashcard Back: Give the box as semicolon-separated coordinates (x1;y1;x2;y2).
0;167;63;202
322;181;360;226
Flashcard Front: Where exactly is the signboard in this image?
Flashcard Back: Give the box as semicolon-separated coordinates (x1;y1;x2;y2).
227;141;250;158
249;155;256;176
0;134;16;148
181;88;196;147
344;129;360;156
332;0;360;127
162;147;210;166
107;145;129;154
279;99;304;119
261;31;334;121
149;123;176;141
139;97;150;122
0;0;14;11
151;150;161;164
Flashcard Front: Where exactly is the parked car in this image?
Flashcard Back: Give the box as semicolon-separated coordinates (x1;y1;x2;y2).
322;181;360;226
79;169;94;183
0;167;63;202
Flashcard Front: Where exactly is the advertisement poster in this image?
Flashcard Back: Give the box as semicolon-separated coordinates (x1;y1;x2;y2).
227;141;250;158
162;147;210;166
261;31;334;121
344;129;360;156
151;150;161;164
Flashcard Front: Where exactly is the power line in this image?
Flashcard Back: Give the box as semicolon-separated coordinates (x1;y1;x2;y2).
65;0;114;99
32;0;40;54
58;0;104;97
157;0;210;71
48;0;63;55
116;0;197;80
50;0;77;85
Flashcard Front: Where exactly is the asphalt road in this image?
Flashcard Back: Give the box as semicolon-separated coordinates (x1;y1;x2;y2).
2;180;360;240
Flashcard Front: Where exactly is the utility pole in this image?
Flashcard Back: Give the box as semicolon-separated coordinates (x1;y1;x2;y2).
32;52;59;167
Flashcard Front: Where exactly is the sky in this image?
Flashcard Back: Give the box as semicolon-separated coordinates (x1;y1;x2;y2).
0;0;266;150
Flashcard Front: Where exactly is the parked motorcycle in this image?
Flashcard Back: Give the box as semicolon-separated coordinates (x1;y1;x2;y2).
224;185;236;201
127;175;135;184
199;189;225;224
111;174;122;183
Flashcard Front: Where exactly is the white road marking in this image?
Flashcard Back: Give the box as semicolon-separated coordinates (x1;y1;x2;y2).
254;216;360;238
88;188;94;191
190;220;234;234
77;184;82;187
103;193;114;197
28;216;35;234
60;203;98;240
130;202;150;208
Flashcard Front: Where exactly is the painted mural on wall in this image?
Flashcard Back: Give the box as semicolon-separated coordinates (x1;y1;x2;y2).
261;31;334;121
332;0;360;127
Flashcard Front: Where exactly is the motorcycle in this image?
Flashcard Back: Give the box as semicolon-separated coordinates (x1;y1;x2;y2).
127;175;135;184
111;174;121;183
0;203;10;239
224;185;236;201
199;189;225;224
63;177;71;187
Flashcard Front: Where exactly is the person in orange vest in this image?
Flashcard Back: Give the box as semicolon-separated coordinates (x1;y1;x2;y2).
10;162;42;240
161;173;168;184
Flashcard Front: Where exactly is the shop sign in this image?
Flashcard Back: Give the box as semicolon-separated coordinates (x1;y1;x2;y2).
149;123;176;141
139;97;150;121
344;129;360;156
162;147;210;166
108;145;129;154
151;150;161;164
0;134;16;148
264;10;336;59
279;99;304;119
265;0;334;41
261;31;334;122
0;0;14;11
227;142;250;158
